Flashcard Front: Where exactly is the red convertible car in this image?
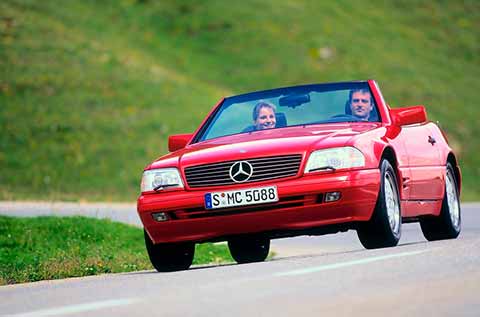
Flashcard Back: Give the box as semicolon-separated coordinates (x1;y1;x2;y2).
137;80;461;271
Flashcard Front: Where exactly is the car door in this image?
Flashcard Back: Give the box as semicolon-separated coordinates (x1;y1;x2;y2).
400;123;444;200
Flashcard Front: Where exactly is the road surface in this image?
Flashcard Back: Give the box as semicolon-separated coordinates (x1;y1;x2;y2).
0;203;479;316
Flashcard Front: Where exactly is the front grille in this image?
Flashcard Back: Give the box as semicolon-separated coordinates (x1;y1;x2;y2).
184;154;303;188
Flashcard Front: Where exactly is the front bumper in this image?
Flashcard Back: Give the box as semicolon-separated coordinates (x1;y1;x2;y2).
138;169;380;244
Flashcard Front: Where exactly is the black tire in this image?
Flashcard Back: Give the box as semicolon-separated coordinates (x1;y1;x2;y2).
420;163;461;241
228;236;270;264
144;230;195;272
357;159;402;249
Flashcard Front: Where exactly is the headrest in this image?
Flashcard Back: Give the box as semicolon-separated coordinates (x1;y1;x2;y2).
276;112;287;127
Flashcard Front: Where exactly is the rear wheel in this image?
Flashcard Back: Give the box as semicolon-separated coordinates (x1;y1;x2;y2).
144;230;195;272
420;163;461;241
228;236;270;264
357;159;402;249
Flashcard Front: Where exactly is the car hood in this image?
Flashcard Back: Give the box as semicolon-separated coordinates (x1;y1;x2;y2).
149;123;380;169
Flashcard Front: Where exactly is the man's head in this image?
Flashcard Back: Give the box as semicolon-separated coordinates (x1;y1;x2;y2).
253;101;276;130
349;89;373;120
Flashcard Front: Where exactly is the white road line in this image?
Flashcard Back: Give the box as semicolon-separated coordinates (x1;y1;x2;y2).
274;250;428;277
6;298;140;317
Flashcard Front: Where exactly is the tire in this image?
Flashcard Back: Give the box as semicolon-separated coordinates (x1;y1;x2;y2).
420;163;461;241
228;236;270;264
357;159;402;249
144;230;195;272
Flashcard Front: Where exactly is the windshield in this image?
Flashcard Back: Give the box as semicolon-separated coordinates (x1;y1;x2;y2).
195;82;379;142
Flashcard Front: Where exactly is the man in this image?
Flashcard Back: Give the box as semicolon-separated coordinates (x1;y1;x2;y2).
348;89;374;121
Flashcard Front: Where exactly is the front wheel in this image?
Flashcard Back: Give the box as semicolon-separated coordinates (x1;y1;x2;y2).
420;163;461;241
144;230;195;272
357;159;402;249
228;236;270;264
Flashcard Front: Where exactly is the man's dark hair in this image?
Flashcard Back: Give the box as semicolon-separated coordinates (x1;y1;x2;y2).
348;89;372;105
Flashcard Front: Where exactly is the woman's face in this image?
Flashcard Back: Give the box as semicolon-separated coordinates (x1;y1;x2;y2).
255;107;276;130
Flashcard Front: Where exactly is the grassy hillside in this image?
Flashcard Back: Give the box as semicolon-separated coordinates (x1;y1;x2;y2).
1;0;479;201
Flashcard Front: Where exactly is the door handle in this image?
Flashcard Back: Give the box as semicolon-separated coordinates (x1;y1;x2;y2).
428;136;436;145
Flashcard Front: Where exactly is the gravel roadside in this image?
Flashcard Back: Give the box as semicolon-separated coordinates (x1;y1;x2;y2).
0;201;140;226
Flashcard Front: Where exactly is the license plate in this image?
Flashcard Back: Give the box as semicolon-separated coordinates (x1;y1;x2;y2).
205;186;278;210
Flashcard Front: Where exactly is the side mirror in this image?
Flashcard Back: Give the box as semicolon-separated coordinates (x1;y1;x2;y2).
168;133;193;152
390;105;427;126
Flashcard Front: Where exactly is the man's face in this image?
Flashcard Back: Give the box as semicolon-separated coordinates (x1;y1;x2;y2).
255;107;276;130
350;91;373;120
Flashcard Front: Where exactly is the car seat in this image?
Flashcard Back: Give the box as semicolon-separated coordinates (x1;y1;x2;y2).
275;112;287;128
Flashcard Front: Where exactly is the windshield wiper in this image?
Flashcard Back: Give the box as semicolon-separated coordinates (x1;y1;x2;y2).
154;184;180;191
308;166;336;172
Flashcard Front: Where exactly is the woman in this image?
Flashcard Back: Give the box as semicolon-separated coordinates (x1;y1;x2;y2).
252;101;276;130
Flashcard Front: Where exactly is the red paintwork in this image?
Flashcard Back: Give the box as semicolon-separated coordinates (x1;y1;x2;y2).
139;169;380;243
168;134;193;152
390;106;427;126
138;80;461;244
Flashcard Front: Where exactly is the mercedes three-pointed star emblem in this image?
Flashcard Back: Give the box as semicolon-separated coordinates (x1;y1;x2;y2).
229;161;253;183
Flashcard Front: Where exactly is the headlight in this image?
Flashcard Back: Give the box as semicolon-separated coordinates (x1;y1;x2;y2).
141;168;184;192
304;147;365;173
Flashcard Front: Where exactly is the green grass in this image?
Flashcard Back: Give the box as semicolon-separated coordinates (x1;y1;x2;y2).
0;215;233;285
1;0;479;201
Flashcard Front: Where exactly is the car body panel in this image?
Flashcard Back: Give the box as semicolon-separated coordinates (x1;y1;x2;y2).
397;123;445;201
139;169;380;243
179;124;378;166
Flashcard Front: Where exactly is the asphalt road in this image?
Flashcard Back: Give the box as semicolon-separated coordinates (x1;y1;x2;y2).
1;203;479;316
